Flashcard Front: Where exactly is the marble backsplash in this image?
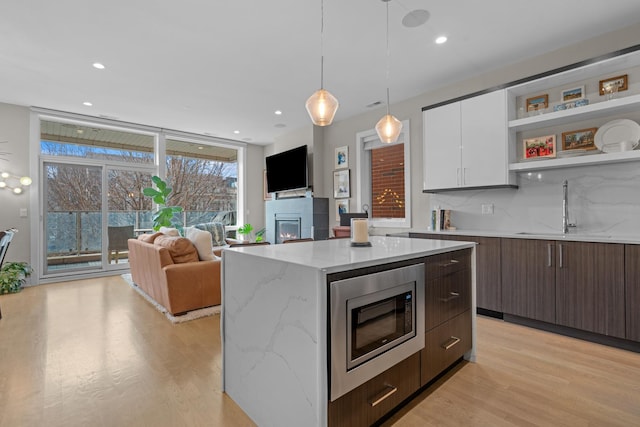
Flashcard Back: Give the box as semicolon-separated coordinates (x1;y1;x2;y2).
428;161;640;237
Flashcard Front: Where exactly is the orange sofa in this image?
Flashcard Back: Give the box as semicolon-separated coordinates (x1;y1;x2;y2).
127;234;221;315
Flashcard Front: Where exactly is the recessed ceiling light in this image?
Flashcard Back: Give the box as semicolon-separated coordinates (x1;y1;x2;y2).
198;146;204;150
233;130;240;134
274;110;282;115
92;62;105;69
76;129;84;134
435;36;448;44
83;101;93;106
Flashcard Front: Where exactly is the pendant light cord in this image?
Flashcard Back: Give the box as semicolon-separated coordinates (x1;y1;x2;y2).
320;0;325;89
385;0;391;115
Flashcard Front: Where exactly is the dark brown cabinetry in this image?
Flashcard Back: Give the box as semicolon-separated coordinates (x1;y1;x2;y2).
327;353;420;427
502;238;625;339
410;233;502;311
555;241;625;338
625;245;640;341
501;238;556;323
422;248;472;386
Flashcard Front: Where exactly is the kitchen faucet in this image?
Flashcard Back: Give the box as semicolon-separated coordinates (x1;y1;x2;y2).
562;180;577;233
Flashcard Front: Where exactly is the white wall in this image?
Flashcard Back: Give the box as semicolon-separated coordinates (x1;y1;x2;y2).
0;103;32;263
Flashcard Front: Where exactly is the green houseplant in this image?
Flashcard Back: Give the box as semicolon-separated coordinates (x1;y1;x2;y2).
142;176;184;235
237;224;265;242
0;261;32;294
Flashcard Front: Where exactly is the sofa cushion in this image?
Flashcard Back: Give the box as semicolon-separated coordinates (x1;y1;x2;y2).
153;235;199;264
138;231;163;243
159;226;180;237
185;227;216;261
195;222;227;247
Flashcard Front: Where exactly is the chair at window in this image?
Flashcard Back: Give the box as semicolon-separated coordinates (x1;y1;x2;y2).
0;229;16;319
332;213;368;238
108;225;134;264
228;242;270;248
282;238;314;244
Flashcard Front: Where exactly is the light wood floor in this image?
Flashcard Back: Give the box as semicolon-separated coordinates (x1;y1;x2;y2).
1;276;639;427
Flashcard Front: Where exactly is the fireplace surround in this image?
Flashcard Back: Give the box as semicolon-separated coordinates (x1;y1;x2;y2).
265;197;329;244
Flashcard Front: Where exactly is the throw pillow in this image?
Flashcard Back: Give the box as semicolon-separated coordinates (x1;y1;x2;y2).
153;235;199;264
137;231;163;243
195;222;227;247
159;226;180;237
185;227;216;261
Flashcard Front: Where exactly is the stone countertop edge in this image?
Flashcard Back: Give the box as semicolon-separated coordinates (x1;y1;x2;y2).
222;235;476;274
390;229;640;244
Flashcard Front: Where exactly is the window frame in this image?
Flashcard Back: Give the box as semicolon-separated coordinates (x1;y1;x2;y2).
355;120;411;229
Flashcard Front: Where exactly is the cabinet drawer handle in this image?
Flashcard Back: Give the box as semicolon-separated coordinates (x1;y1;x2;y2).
439;259;460;267
440;291;460;302
442;336;461;350
368;384;398;407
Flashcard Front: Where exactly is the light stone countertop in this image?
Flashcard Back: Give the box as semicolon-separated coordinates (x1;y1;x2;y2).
392;229;640;244
225;235;475;273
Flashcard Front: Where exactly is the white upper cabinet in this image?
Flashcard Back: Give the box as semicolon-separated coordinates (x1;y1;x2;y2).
423;89;515;192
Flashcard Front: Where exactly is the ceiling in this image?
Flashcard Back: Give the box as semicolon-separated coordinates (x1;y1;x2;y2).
2;1;640;145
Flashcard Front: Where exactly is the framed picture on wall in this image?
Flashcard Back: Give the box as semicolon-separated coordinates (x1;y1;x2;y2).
335;199;349;222
599;74;628;96
333;169;350;198
526;94;549;112
335;146;349;169
560;86;585;102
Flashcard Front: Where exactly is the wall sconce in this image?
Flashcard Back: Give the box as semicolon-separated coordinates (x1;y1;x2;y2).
0;172;32;194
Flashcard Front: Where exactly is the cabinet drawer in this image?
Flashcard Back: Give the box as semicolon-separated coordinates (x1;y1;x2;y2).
328;352;420;427
426;249;471;280
425;267;471;330
421;310;472;386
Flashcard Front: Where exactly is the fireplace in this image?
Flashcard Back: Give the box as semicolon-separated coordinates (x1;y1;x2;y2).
265;197;329;244
275;216;301;244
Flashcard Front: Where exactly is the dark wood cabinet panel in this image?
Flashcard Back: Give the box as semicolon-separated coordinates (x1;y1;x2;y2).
555;241;625;338
410;233;502;312
328;352;420;427
421;309;472;386
501;238;556;323
625;245;640;341
425;265;471;331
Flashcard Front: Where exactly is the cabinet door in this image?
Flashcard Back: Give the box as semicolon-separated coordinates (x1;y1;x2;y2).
423;102;461;190
501;238;556;323
556;242;625;338
460;90;510;187
409;233;502;312
625;245;640;342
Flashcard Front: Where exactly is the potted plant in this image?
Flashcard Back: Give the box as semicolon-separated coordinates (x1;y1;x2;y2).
0;261;32;294
237;224;265;243
142;176;184;235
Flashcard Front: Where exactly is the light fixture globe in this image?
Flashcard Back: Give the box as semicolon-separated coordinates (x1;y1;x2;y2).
376;113;403;143
20;176;32;186
306;88;339;126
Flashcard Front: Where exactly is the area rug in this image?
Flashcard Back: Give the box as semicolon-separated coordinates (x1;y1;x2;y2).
120;274;220;323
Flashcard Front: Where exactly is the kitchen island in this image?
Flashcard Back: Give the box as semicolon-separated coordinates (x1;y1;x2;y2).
221;236;476;427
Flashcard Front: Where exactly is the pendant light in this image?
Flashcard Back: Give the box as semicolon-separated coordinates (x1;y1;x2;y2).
306;0;339;126
375;0;403;143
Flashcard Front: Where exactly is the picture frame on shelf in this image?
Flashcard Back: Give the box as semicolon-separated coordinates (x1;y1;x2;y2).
560;86;585;102
333;169;350;199
599;74;628;96
526;94;549;112
523;135;556;160
335;199;349;222
335;146;349;169
561;128;597;151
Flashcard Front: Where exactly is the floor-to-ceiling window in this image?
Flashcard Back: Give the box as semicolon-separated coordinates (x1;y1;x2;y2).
37;117;243;281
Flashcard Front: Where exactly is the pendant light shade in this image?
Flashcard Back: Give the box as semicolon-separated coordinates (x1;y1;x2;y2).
306;87;339;126
376;0;401;143
376;113;403;143
306;0;339;126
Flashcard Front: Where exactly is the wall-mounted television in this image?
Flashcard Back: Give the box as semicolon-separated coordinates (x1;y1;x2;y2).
265;145;309;193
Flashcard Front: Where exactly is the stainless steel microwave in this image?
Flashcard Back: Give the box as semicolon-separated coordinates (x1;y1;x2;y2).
329;262;425;401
